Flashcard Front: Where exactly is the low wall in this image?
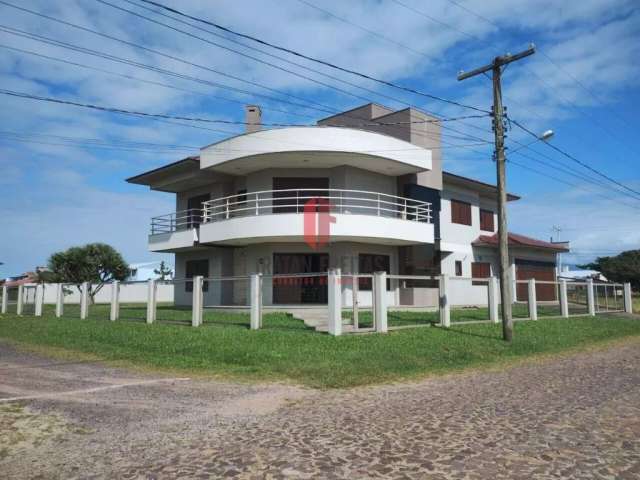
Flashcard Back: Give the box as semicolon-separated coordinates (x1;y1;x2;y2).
35;283;174;304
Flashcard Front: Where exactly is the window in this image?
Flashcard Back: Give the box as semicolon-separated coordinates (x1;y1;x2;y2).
471;262;491;285
186;194;210;229
480;209;495;232
358;254;390;291
185;259;209;292
450;199;472;225
455;260;463;277
272;177;329;213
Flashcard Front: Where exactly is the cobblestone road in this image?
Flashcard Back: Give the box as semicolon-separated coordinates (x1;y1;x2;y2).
1;338;639;479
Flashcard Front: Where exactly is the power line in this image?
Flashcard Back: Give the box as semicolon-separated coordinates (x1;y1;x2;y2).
0;1;337;113
0;43;319;121
510;118;640;198
133;0;490;114
0;89;492;130
294;0;435;59
103;0;496;145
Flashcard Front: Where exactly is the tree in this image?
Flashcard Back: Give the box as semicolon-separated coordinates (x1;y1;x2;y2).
153;261;173;280
48;243;128;302
580;249;640;290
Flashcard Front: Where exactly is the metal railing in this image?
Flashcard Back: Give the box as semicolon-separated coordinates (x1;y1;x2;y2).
150;189;432;234
151;208;203;234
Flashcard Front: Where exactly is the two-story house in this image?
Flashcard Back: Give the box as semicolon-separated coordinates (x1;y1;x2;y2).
127;103;568;308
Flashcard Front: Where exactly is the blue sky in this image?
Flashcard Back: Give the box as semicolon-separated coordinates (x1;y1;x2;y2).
1;0;639;277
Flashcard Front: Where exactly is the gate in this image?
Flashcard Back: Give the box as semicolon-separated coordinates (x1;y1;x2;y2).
593;282;625;313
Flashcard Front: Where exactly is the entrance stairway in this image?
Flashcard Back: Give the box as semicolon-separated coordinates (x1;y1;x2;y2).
264;306;353;331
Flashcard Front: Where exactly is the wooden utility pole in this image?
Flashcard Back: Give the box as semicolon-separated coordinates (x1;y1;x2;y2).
457;45;536;342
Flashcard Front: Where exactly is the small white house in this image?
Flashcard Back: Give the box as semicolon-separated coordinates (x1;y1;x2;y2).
127;261;174;282
128;103;569;307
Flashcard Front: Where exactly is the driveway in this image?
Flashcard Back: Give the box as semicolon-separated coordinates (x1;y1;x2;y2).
1;338;639;479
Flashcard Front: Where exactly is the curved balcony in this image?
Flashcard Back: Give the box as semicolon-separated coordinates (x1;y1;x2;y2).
149;189;434;251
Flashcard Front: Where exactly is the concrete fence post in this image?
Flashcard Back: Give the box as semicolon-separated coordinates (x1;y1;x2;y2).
1;285;7;314
250;273;262;330
327;268;342;336
110;281;119;321
80;282;89;319
528;278;538;320
374;271;388;333
488;276;499;323
55;284;64;317
16;285;24;316
34;284;44;317
510;263;517;303
146;279;157;324
624;283;633;314
587;278;596;316
559;279;569;318
439;274;450;327
191;276;203;327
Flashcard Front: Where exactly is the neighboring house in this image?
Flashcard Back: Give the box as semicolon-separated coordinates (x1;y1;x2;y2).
127;261;174;281
559;266;608;282
128;103;569;307
2;267;49;287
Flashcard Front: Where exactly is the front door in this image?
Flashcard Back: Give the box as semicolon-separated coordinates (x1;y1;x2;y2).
186;194;210;229
273;253;329;304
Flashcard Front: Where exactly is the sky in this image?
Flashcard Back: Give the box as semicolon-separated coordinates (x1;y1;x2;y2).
0;0;639;277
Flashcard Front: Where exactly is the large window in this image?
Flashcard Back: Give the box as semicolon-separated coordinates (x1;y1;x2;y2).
358;254;390;291
185;259;209;292
450;199;472;226
272;177;329;213
471;262;491;285
480;209;495;232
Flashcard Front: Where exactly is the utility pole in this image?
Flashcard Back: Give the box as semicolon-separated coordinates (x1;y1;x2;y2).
458;45;536;342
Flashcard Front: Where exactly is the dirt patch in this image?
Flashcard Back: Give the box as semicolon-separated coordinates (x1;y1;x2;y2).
0;403;89;460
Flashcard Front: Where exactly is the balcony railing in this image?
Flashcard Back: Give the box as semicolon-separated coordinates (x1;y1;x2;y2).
151;189;432;235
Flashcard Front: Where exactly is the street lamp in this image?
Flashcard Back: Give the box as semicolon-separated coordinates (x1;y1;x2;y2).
509;129;554;154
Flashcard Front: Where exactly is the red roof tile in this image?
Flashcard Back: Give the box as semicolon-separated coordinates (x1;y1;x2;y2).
473;232;570;252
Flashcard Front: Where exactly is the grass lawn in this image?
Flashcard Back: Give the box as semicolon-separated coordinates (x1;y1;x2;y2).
634;294;640;313
1;304;639;388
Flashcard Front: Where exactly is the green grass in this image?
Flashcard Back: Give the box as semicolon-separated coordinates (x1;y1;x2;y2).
1;304;640;388
633;294;640;313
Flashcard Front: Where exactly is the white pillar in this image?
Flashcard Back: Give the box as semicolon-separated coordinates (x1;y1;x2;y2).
624;283;633;314
146;279;156;324
1;285;7;314
110;281;119;321
527;278;537;320
559;279;569;318
587;278;596;316
250;274;262;330
55;284;64;317
80;282;89;319
34;284;44;317
510;263;517;302
374;271;388;333
327;268;342;336
191;275;203;327
439;274;450;327
16;285;24;316
488;276;499;323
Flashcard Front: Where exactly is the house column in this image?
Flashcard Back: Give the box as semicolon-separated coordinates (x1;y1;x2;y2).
110;281;119;321
586;278;596;316
191;276;203;327
146;279;157;324
80;282;89;319
373;271;388;333
559;279;569;318
250;273;262;330
488;276;499;323
34;284;44;317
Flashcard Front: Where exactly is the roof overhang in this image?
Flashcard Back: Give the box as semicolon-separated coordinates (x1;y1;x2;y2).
199;126;432;175
126;156;231;192
443;171;520;201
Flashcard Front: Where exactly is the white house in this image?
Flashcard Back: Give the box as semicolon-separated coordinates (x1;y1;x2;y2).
128;103;569;307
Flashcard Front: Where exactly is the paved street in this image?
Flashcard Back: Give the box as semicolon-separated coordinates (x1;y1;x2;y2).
1;338;639;479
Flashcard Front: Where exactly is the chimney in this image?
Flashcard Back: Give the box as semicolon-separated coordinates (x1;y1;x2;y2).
245;105;261;133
